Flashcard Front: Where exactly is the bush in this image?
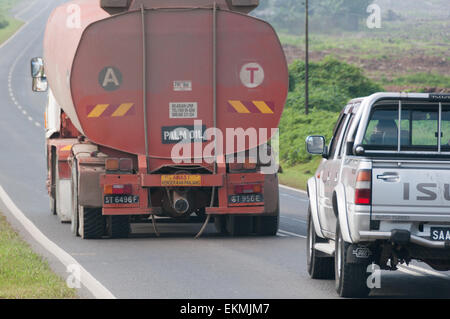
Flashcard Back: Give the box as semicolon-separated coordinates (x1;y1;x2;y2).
0;15;9;29
278;57;383;165
279;108;339;165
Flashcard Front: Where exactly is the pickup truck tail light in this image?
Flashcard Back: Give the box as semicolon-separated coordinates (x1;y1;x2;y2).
355;169;371;205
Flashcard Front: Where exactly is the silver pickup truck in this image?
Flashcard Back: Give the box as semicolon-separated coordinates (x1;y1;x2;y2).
305;92;450;297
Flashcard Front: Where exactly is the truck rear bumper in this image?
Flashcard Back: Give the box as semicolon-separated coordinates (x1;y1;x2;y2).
359;230;450;249
100;172;277;216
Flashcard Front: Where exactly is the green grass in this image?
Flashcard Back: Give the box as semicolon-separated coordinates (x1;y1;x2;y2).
0;214;78;298
0;0;24;45
385;73;450;89
0;15;23;44
279;157;322;191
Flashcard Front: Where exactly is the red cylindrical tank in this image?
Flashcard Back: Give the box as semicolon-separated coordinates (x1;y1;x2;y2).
44;0;288;159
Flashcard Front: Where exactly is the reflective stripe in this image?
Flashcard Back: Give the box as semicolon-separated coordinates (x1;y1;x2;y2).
88;104;109;118
112;103;134;117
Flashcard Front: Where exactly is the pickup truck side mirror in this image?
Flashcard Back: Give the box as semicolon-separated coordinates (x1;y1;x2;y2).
31;57;48;92
306;135;327;157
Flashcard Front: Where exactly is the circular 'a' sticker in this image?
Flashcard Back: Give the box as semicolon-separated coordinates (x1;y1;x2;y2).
98;66;122;91
240;63;264;88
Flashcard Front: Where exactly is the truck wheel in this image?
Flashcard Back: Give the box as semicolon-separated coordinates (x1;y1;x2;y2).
107;216;130;239
307;206;334;279
335;222;370;298
50;147;57;215
214;216;228;234
226;215;253;236
255;207;279;236
50;196;57;216
80;207;105;239
70;162;79;237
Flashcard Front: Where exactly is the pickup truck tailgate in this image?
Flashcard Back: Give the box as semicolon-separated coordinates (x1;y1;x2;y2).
372;160;450;222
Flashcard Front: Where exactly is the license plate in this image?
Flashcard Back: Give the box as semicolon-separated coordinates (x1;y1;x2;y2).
104;195;139;205
229;193;264;204
430;227;450;241
161;175;201;186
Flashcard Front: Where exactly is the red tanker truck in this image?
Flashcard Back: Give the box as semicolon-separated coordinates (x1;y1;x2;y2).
31;0;288;239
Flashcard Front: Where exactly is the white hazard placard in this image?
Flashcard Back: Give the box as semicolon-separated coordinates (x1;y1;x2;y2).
240;62;264;88
169;102;198;119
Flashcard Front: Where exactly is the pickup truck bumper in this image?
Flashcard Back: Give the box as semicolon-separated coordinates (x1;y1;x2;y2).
359;230;450;249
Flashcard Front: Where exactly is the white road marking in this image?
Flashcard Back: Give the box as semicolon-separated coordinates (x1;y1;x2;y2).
1;0;113;299
278;229;307;238
4;1;50;131
0;185;116;299
280;215;307;224
280;193;309;202
279;184;308;196
277;232;288;237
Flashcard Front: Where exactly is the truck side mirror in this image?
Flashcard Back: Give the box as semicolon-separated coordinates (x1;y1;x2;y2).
31;57;48;92
306;135;326;156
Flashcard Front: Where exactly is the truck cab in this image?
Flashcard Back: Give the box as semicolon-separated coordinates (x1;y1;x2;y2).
306;92;450;297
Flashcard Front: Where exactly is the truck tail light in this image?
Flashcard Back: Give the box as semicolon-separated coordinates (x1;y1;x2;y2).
104;184;132;195
106;158;133;172
355;170;371;205
235;183;262;194
105;158;119;171
119;158;133;172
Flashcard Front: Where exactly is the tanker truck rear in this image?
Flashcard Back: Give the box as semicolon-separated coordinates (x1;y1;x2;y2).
31;0;288;239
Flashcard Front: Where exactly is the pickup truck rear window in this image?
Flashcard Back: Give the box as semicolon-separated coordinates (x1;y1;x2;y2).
363;103;450;152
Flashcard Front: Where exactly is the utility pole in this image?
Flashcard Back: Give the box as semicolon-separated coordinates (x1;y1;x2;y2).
305;0;309;115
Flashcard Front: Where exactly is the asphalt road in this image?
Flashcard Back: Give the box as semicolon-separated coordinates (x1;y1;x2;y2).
0;0;449;299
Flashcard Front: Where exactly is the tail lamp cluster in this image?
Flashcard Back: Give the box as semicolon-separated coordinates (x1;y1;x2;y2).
104;184;132;195
355;169;371;205
105;158;133;173
234;183;262;194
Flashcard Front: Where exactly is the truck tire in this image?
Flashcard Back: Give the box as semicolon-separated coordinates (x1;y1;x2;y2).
50;196;57;216
214;216;228;235
70;162;79;237
335;222;370;298
255;207;279;236
107;216;130;239
226;215;253;236
80;207;105;239
306;205;334;279
50;147;57;215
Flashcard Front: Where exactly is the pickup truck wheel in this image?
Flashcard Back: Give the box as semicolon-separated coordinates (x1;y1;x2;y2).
226;215;253;236
335;223;370;298
80;207;105;239
107;216;130;238
306;206;334;279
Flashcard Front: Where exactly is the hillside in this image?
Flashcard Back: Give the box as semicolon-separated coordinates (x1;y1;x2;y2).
254;0;450;93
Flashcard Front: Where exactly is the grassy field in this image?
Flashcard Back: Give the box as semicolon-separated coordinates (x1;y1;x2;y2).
0;214;77;298
0;0;24;44
279;157;322;191
275;1;450;91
